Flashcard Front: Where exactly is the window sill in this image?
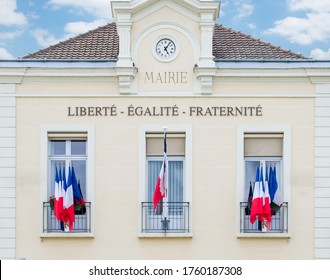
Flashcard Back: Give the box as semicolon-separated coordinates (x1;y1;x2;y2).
139;232;193;238
237;233;291;238
40;232;94;238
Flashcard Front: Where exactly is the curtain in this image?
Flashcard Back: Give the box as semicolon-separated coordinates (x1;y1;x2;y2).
147;160;183;203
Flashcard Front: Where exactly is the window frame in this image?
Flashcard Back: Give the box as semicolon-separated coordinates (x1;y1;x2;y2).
146;156;186;213
237;125;291;238
40;125;94;238
48;140;87;199
139;125;193;237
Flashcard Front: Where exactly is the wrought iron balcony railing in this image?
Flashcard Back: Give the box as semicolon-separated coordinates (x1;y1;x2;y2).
141;202;190;233
240;202;288;233
43;202;91;233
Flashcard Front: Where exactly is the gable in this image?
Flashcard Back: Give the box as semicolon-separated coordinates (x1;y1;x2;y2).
23;23;307;61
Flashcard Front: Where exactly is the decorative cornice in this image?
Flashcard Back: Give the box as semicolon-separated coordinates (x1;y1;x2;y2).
114;66;138;94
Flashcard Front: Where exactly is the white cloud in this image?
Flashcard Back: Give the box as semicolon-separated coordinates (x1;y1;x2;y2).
47;0;112;19
0;47;15;59
266;0;330;45
288;0;330;12
233;0;254;21
64;19;108;38
38;1;112;48
0;30;22;40
248;23;256;30
310;48;330;60
32;19;108;48
221;0;254;21
32;28;60;48
31;1;113;49
0;0;28;26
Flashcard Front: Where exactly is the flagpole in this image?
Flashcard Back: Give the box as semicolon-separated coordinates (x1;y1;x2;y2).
163;127;168;227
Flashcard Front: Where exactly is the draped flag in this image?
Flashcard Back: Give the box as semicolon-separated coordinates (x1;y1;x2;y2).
269;165;283;211
63;166;75;231
54;166;63;221
262;166;272;231
58;166;65;230
72;165;85;207
250;164;272;231
250;166;263;224
245;182;254;215
248;182;253;209
153;132;168;211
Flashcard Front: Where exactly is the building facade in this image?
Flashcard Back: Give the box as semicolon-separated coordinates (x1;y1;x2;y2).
1;0;330;259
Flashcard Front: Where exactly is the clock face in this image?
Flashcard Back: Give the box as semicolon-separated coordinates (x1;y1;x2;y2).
155;38;176;60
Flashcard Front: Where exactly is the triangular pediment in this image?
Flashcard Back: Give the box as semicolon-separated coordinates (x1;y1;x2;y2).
111;0;220;22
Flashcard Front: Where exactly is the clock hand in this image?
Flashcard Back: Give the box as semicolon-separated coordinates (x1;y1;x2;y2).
164;42;171;55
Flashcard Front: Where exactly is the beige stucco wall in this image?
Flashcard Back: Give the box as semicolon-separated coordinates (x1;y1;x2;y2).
13;0;316;260
132;7;198;93
15;77;315;259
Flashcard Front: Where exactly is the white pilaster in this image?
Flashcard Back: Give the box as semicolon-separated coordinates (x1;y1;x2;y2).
315;83;330;259
194;11;217;94
199;12;216;68
116;12;133;68
0;83;16;259
113;9;137;94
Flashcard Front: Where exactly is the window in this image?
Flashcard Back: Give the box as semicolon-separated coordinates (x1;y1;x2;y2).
237;127;291;237
41;126;94;237
139;126;192;237
48;137;87;202
147;158;184;215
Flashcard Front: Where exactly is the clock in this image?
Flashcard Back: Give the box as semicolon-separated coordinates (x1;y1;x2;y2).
154;37;178;62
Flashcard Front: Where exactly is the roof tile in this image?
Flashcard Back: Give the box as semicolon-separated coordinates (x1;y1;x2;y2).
23;23;307;60
213;24;307;60
23;23;119;60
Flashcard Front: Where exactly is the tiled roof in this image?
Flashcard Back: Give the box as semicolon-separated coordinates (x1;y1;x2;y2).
213;24;307;60
23;23;307;60
23;23;119;60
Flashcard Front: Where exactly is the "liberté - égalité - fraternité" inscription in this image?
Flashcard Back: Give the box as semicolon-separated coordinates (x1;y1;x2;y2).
67;105;263;117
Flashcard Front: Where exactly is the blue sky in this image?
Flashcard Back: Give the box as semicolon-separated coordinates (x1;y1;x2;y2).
1;0;330;59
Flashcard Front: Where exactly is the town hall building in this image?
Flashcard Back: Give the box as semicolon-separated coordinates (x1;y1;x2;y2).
1;0;330;259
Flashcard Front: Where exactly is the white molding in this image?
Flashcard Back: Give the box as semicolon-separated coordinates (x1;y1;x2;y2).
215;68;314;78
114;66;138;95
116;17;134;68
0;84;16;94
40;233;94;238
199;12;216;68
131;0;200;23
133;22;200;64
194;67;216;94
138;124;193;236
40;124;95;236
152;35;181;63
138;232;193;238
315;84;330;95
132;22;200;95
24;68;118;78
236;125;291;236
0;85;16;259
237;233;291;238
112;0;220;23
315;91;330;259
12;91;316;98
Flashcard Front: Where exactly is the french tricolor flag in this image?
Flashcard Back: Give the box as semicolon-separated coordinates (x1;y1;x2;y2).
250;166;263;224
54;166;63;221
63;166;75;231
262;167;272;229
250;164;272;231
269;165;283;207
153;132;168;211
